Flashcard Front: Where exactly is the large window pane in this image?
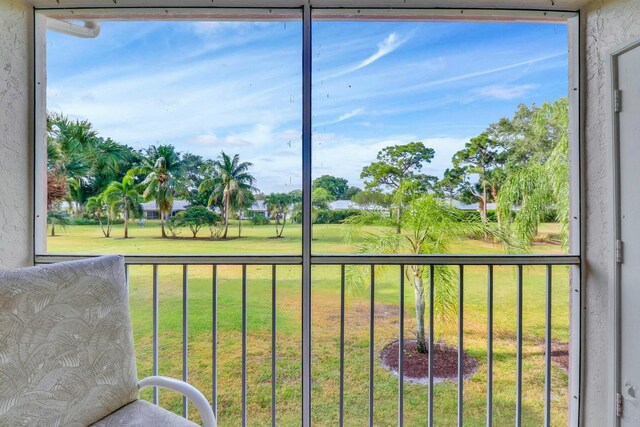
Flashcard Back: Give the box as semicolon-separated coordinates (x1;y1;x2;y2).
43;11;302;255
311;15;570;256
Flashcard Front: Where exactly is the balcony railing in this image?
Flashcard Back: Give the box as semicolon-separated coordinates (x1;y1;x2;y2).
35;253;580;426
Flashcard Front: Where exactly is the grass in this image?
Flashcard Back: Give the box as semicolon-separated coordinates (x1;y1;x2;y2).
47;221;571;426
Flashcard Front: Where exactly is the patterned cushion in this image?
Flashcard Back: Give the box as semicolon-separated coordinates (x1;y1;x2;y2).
90;400;200;427
0;256;138;426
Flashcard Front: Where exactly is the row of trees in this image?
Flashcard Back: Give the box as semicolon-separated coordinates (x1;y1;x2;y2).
47;113;260;239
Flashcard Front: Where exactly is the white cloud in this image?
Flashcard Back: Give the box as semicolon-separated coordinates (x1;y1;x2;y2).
328;32;407;79
336;107;365;123
346;52;566;100
356;33;403;70
475;84;538;100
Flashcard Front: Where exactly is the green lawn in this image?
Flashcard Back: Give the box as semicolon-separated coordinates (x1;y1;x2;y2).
47;221;571;426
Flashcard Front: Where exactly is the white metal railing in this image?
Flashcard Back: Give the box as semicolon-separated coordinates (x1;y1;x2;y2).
35;253;579;427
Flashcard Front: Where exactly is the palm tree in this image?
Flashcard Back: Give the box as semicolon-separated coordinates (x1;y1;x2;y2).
86;193;114;238
265;192;294;238
346;195;506;353
103;172;142;239
47;210;72;237
47;114;132;214
199;152;257;239
136;145;185;238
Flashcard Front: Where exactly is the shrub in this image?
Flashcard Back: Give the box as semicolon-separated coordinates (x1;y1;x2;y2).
314;209;361;224
72;217;124;225
169;206;221;238
251;214;270;225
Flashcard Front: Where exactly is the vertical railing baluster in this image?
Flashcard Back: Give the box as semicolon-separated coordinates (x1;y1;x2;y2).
339;265;345;427
544;265;553;427
212;265;218;418
369;265;375;427
487;265;494;427
458;265;464;427
516;265;523;427
272;265;277;427
398;265;404;427
183;265;188;418
153;264;159;405
125;264;130;292
428;265;434;427
242;265;248;427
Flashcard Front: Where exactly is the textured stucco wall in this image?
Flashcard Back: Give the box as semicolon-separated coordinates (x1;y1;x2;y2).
582;0;640;425
0;0;33;268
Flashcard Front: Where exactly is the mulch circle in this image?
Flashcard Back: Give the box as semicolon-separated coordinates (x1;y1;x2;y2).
380;339;478;384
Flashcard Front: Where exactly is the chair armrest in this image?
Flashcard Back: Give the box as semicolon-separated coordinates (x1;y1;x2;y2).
138;376;216;427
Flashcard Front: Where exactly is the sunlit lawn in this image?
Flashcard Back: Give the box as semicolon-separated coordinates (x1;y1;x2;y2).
47;221;571;426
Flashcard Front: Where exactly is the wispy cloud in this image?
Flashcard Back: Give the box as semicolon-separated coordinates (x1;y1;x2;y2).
337;107;365;122
475;84;539;100
358;52;566;99
328;32;407;79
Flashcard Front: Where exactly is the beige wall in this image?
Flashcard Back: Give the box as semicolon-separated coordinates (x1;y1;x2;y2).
0;0;33;268
582;0;640;425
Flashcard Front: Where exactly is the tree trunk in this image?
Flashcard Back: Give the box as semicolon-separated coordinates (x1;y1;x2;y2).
51;223;56;237
98;215;106;237
478;197;487;224
481;181;488;224
492;185;502;229
278;214;286;237
413;271;427;353
238;214;242;238
161;212;167;238
222;199;229;239
124;201;129;239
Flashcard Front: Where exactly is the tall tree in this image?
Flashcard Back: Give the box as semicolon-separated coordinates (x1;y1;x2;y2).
47;114;132;213
312;187;333;209
199;151;257;239
360;142;436;232
452;133;506;224
497;98;570;247
104;171;143;239
435;167;465;205
136;145;185;238
312;175;349;200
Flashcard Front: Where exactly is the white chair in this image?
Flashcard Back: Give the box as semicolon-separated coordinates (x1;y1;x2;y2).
0;255;216;427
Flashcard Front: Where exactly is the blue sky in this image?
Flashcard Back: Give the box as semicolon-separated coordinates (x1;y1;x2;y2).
47;18;568;194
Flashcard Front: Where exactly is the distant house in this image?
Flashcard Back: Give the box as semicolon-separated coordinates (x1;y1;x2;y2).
327;200;387;211
450;200;497;211
142;199;190;219
242;200;269;219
